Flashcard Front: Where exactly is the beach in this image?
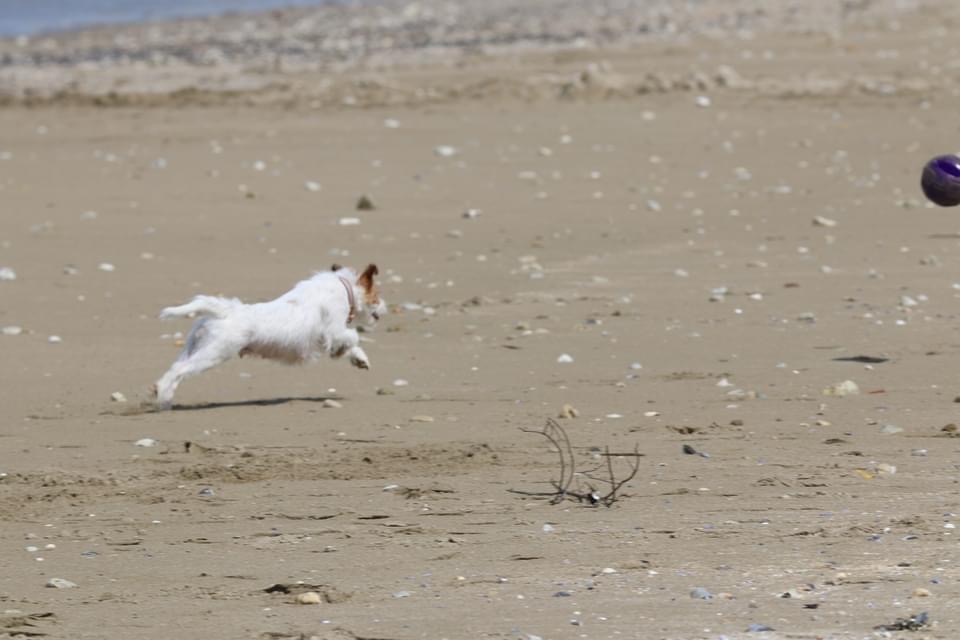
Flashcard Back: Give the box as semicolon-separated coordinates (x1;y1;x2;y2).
2;1;960;638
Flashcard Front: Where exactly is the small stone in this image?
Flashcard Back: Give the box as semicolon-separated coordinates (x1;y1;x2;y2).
47;335;62;344
542;524;555;533
304;181;322;192
694;95;712;108
322;399;343;409
600;567;617;574
942;423;958;433
690;587;713;600
2;326;23;336
0;267;16;281
98;263;115;272
410;415;434;423
134;438;157;447
462;208;481;219
393;379;409;387
46;578;77;589
912;587;932;598
876;463;897;476
383;118;400;128
812;215;838;228
558;404;579;419
557;353;574;364
296;591;322;605
433;145;458;157
376;387;395;396
338;217;361;226
198;488;214;497
746;623;774;633
880;424;903;434
911;448;928;457
110;392;127;403
356;194;376;211
823;380;859;397
392;590;412;598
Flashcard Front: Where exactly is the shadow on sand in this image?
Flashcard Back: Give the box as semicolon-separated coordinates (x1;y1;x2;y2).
103;396;340;416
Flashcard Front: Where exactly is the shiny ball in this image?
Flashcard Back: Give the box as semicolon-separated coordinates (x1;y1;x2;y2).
921;154;960;207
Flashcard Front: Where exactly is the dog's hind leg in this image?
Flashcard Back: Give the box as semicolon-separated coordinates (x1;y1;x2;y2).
155;348;233;410
154;338;236;410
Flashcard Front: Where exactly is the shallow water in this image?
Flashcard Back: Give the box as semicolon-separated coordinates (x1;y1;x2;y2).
0;0;358;36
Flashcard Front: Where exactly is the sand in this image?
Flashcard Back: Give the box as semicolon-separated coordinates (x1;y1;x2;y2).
3;1;960;638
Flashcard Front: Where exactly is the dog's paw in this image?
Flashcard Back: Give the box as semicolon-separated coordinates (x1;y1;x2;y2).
350;355;370;370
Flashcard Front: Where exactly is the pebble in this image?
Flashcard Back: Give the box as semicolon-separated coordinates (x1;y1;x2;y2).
879;424;903;434
876;463;897;476
135;438;157;447
356;194;376;210
558;404;579;419
746;623;774;633
690;587;714;600
462;208;481;219
912;588;932;598
110;391;127;403
304;181;322;192
392;590;412;598
812;215;838;227
2;326;23;336
46;578;77;589
823;380;859;396
322;399;343;409
296;591;322;605
0;267;16;281
338;217;361;226
393;379;409;387
98;262;115;272
410;415;434;423
694;95;712;107
556;353;574;364
911;449;928;457
47;335;62;344
542;524;555;533
433;145;458;157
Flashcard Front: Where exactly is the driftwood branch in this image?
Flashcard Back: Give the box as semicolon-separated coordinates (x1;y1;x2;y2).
516;418;643;507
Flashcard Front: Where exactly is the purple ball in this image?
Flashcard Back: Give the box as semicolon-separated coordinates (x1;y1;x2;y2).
922;154;960;207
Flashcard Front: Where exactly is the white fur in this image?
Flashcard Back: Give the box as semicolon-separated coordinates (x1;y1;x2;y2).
153;266;386;410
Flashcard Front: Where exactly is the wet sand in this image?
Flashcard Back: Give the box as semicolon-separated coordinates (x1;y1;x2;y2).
2;1;960;638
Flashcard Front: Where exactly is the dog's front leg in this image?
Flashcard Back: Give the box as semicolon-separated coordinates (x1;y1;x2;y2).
329;328;370;370
347;345;370;370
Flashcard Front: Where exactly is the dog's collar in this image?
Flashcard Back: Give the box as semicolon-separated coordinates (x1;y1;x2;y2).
338;276;357;324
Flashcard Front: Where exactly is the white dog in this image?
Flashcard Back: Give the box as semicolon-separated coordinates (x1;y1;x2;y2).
152;264;385;409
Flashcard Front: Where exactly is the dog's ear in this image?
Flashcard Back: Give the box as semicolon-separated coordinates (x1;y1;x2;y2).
358;263;379;291
331;263;342;272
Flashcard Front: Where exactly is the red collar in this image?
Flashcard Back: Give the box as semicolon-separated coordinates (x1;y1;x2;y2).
338;276;356;324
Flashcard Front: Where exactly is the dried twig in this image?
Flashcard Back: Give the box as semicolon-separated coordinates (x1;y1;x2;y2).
516;418;643;507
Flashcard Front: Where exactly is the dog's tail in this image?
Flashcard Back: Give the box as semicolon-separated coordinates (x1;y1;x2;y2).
159;295;241;320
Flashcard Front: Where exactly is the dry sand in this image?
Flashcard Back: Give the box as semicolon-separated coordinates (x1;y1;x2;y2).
3;1;960;638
